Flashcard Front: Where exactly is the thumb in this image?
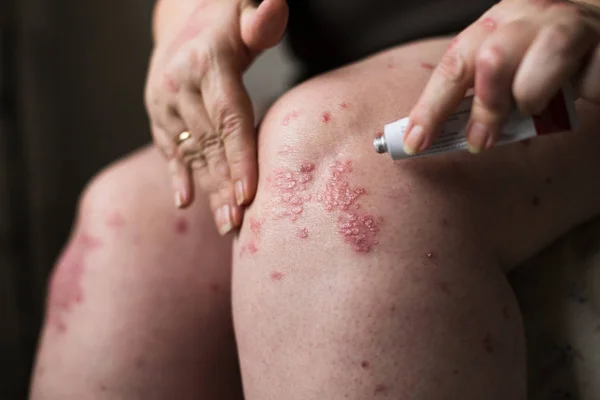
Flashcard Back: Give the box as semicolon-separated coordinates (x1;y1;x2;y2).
241;0;289;53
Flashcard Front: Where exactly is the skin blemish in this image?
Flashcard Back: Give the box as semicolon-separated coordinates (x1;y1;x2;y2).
375;130;383;139
48;232;101;333
266;164;316;222
420;62;435;70
105;211;125;228
249;217;262;235
100;384;108;392
209;283;220;293
482;333;494;354
340;102;349;109
481;17;497;31
239;240;259;257
374;384;388;396
282;110;299;126
426;252;434;259
390;305;396;312
278;145;294;155
532;196;540;207
361;360;370;369
174;217;189;235
270;271;285;281
441;218;449;227
386;63;394;69
165;75;180;93
247;241;258;254
449;36;460;49
317;160;382;253
322;112;332;123
297;228;309;239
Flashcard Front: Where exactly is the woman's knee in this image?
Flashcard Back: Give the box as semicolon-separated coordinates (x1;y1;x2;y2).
45;146;233;333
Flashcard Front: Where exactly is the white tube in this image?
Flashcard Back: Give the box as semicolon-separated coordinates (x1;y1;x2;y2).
373;86;579;160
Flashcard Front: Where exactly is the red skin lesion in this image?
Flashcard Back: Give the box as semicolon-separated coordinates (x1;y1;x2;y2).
270;271;285;281
322;112;332;123
420;62;435;70
105;211;125;228
282;110;300;126
174;217;189;235
47;232;102;333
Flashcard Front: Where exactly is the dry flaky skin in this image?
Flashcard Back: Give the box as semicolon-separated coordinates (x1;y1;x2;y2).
30;36;600;399
232;37;600;399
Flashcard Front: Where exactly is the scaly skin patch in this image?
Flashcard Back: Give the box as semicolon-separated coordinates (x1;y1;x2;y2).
48;232;102;333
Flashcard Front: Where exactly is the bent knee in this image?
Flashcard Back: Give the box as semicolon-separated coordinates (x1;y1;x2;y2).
75;146;218;244
238;73;485;270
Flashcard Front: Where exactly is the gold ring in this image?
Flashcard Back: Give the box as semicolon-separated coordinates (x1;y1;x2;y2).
176;131;192;145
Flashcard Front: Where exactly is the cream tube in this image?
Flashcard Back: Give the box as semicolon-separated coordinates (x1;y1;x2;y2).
373;87;579;160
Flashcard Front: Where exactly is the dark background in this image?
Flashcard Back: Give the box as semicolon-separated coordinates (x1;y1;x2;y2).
0;1;154;397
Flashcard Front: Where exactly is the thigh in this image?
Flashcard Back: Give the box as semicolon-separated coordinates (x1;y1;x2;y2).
232;37;600;399
31;147;243;399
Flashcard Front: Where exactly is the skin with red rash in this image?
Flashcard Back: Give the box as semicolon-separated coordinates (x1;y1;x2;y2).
375;130;383;139
420;62;435;70
297;228;309;239
48;232;102;333
481;17;497;32
282;110;299;126
249;217;262;234
340;102;349;110
174;217;189;235
322;112;332;123
165;75;180;93
270;271;284;281
105;211;125;228
265;164;316;222
258;159;382;253
317;161;382;253
361;361;370;369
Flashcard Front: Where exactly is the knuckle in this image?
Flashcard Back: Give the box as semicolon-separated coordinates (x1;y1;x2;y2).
513;88;544;115
436;50;469;83
200;134;224;158
476;45;505;77
541;23;578;57
214;101;244;141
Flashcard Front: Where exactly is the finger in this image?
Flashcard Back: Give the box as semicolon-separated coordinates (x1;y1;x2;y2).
404;16;496;155
467;21;537;153
209;186;243;236
241;0;289;53
178;90;231;187
202;67;257;208
152;119;195;209
514;4;595;114
574;43;600;103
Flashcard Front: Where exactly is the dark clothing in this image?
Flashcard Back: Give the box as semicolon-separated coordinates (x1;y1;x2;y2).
286;0;496;78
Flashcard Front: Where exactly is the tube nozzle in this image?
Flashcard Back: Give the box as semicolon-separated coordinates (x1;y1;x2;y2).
373;136;387;154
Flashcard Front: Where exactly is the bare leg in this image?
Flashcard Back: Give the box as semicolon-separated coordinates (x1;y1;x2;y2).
232;38;600;399
30;148;243;399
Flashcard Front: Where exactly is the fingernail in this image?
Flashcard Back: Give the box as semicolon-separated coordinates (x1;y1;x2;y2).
175;191;184;208
467;122;489;154
218;205;233;236
235;180;246;206
403;124;425;155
